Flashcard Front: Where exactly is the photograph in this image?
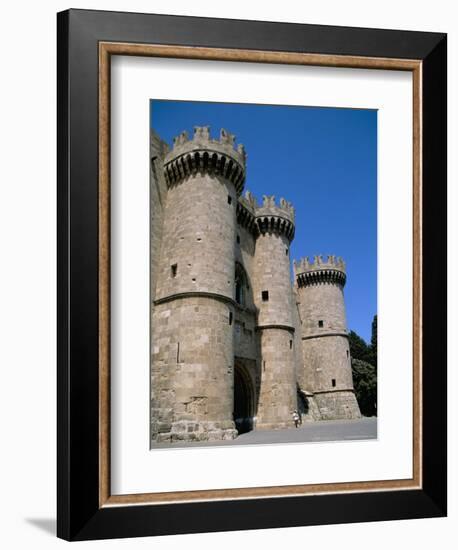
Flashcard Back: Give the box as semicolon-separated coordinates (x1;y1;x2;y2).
149;100;378;448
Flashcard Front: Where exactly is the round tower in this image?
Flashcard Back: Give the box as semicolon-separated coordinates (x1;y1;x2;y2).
252;195;298;429
294;255;361;420
151;126;246;442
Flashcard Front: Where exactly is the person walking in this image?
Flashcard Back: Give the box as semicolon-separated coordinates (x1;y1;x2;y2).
292;410;300;428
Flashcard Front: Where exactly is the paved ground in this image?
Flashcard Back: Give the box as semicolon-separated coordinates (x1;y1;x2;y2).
151;417;377;449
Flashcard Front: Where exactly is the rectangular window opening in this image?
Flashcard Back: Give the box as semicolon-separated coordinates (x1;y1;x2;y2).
318;320;324;328
346;350;349;358
229;312;233;325
236;235;240;244
262;290;269;302
171;264;177;277
331;378;336;387
227;195;232;204
289;340;293;349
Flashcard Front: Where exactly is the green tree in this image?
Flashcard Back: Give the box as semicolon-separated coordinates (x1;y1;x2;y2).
348;318;378;416
348;330;371;363
351;359;377;416
370;314;377;369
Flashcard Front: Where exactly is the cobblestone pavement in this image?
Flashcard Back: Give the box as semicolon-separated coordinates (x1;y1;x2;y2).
151;417;377;449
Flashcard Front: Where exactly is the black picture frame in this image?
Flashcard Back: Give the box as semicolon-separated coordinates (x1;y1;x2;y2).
57;8;447;541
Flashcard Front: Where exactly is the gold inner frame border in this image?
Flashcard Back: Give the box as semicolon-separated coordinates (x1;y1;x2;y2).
98;42;422;507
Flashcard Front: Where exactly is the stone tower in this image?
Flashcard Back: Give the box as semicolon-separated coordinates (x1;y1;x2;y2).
294;256;361;420
151;126;246;442
252;195;298;429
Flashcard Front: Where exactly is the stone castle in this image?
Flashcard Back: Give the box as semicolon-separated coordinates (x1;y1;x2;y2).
150;126;361;444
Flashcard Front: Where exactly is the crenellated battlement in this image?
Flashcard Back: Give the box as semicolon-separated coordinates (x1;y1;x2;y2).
294;255;346;274
163;126;246;194
256;195;295;223
236;190;257;234
294;255;346;287
236;191;295;241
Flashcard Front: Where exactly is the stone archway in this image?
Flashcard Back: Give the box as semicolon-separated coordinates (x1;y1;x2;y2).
234;361;255;434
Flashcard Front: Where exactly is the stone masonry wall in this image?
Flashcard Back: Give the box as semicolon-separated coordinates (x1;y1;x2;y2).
151;148;239;442
253;231;297;428
255;328;297;429
301;335;354;392
234;308;257;361
252;232;294;327
296;275;361;420
314;391;361;420
151;296;237;442
234;222;257;361
150;130;169;334
298;282;347;335
292;287;322;421
154;172;237;301
292;288;310;389
235;223;256;295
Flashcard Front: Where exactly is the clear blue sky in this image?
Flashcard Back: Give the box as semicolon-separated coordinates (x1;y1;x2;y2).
150;100;377;342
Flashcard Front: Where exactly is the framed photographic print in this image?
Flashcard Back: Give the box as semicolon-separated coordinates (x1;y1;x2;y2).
57;9;447;541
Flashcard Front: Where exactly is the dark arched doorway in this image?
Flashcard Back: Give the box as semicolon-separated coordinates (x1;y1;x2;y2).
234;362;254;434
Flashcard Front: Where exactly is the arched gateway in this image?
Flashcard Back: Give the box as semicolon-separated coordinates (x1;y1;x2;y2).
234;362;255;434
